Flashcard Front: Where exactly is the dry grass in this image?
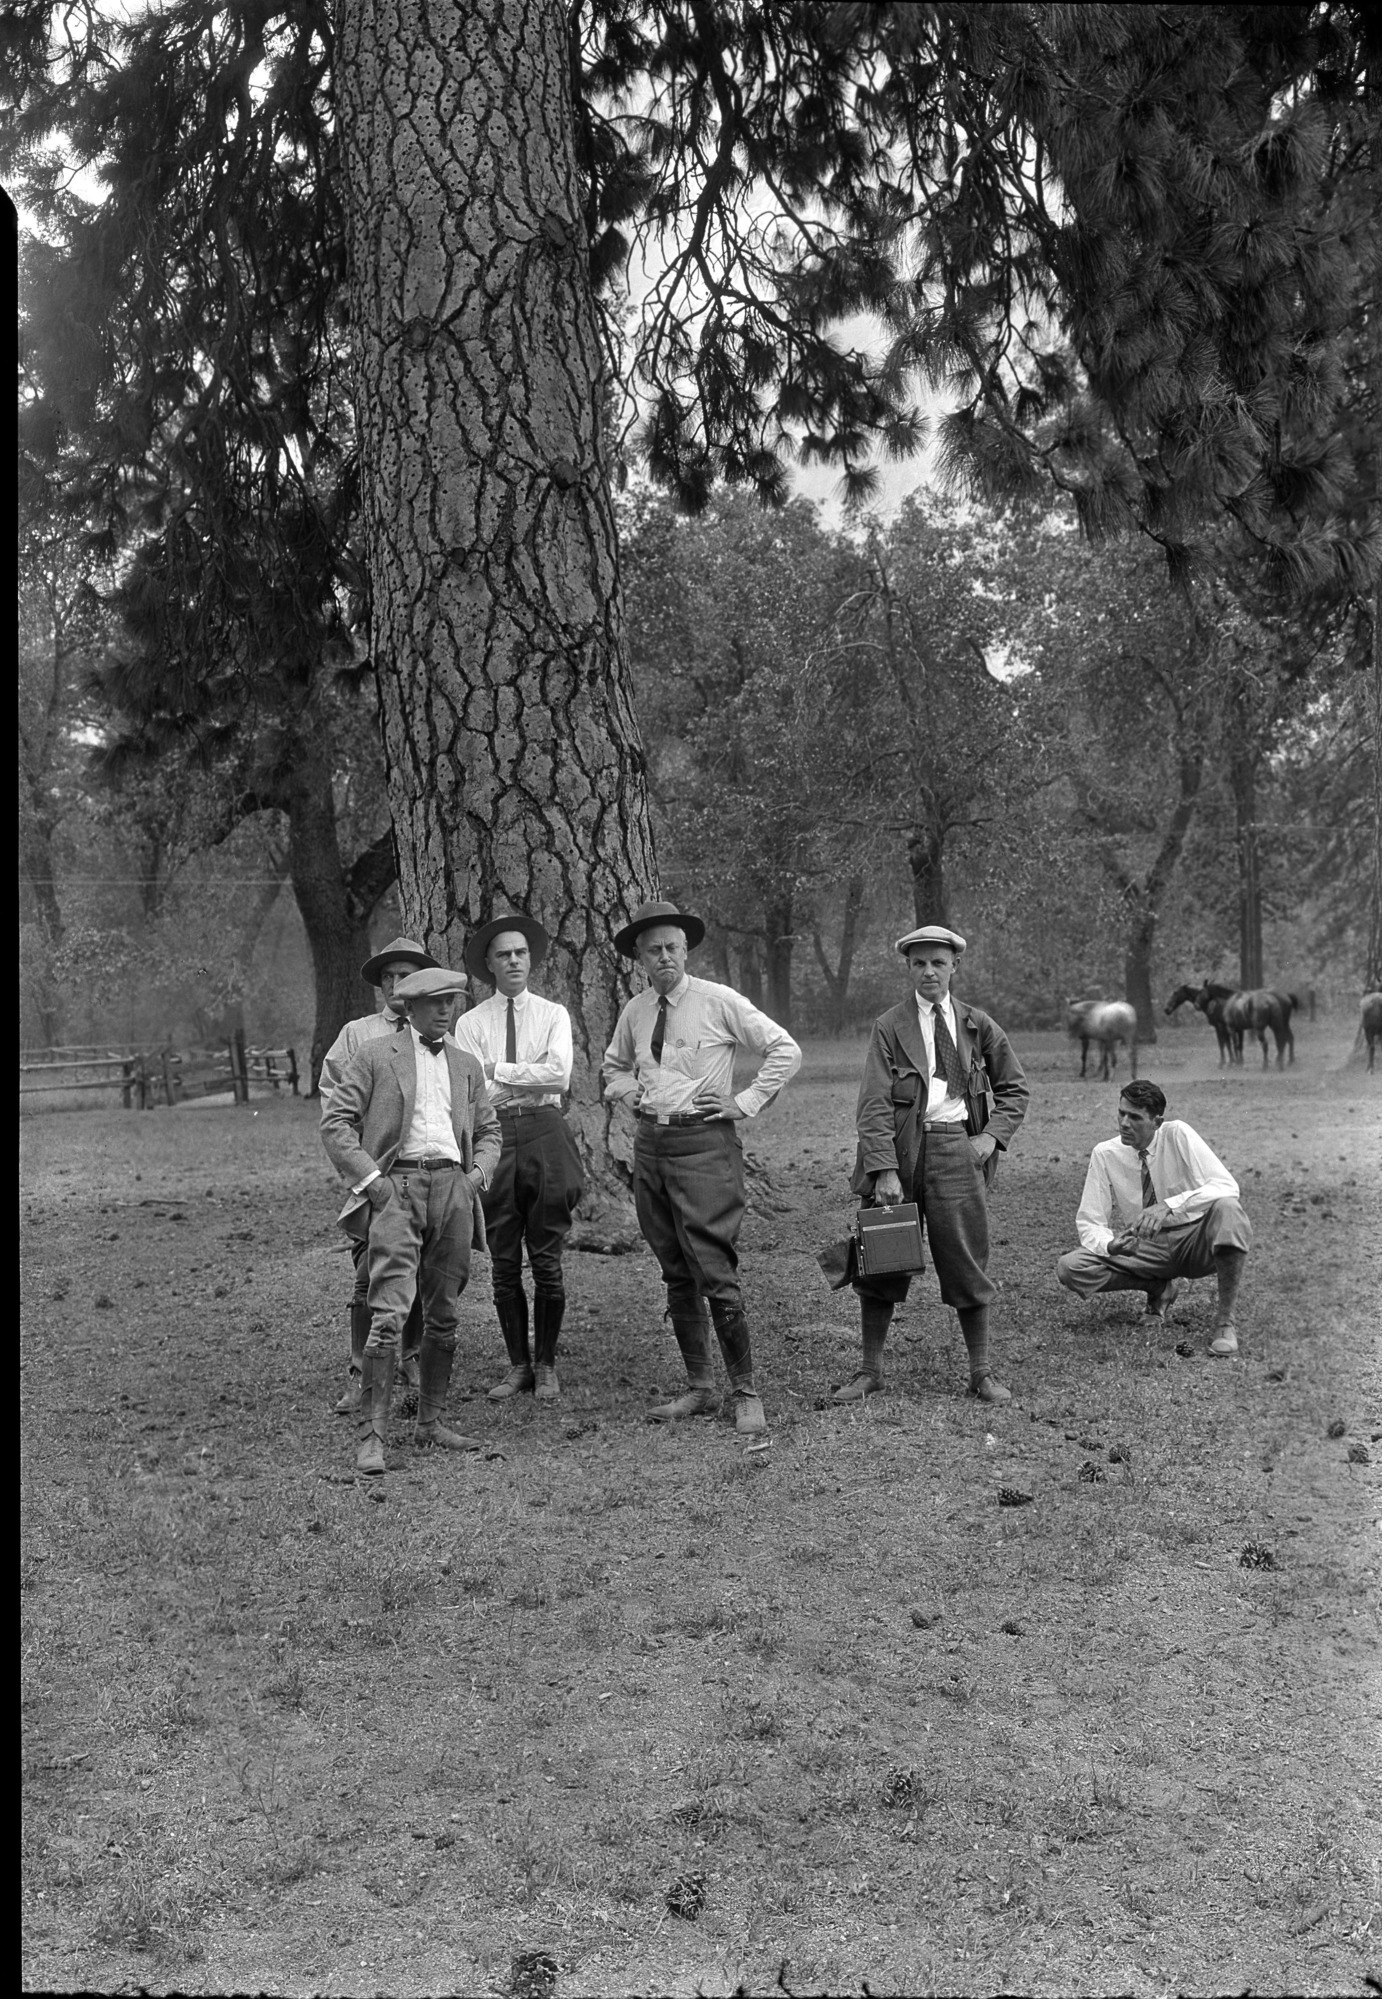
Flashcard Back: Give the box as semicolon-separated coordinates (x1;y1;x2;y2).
20;1022;1382;1995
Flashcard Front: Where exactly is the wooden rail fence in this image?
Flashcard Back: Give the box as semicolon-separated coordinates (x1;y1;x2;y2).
19;1033;299;1109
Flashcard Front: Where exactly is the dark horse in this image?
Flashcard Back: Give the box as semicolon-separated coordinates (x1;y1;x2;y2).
1362;991;1382;1072
1224;988;1298;1069
1165;982;1237;1066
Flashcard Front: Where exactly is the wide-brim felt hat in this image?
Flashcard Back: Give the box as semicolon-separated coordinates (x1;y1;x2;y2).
896;924;967;956
393;967;469;1001
614;899;706;957
360;935;440;986
463;913;551;987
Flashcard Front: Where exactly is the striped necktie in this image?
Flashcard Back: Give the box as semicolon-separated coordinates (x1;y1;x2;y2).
1138;1150;1156;1207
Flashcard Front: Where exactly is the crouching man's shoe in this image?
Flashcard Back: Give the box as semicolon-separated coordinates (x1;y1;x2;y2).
1208;1322;1239;1357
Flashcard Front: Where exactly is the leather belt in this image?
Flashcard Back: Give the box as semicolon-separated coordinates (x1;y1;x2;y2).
496;1104;559;1117
921;1120;968;1132
638;1110;719;1127
392;1156;458;1169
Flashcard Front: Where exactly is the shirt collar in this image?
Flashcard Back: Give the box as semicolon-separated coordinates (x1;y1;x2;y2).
657;974;691;1006
915;991;954;1025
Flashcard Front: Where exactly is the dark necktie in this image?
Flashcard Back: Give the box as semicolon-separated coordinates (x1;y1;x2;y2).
505;998;517;1065
1138;1150;1156;1207
930;1004;967;1097
419;1037;445;1056
650;996;668;1065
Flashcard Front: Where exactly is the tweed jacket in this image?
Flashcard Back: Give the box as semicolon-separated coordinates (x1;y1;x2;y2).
851;997;1029;1199
320;1032;502;1243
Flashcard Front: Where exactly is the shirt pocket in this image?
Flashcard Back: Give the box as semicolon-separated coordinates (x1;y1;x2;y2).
665;1035;722;1083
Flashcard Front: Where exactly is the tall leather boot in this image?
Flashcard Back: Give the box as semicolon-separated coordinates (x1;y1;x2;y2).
710;1299;766;1436
834;1296;892;1402
647;1311;720;1421
355;1346;396;1475
1209;1249;1245;1356
533;1293;564;1404
958;1305;1010;1404
399;1298;424;1397
334;1303;371;1415
415;1336;483;1450
488;1293;534;1400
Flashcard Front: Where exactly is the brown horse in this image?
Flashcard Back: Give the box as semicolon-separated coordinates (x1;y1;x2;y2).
1167;982;1237;1066
1066;998;1138;1080
1362;992;1382;1072
1224;988;1297;1069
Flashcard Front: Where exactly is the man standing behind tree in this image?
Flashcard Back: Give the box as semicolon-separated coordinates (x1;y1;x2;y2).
844;925;1029;1406
452;914;584;1405
321;968;501;1474
318;936;437;1414
602;900;801;1440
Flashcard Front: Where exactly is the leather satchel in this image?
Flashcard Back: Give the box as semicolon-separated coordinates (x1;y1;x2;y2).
854;1201;926;1278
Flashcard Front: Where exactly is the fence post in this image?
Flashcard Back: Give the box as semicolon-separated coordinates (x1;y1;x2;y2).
231;1028;249;1106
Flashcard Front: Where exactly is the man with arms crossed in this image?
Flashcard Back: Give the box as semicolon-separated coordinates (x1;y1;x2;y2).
1056;1077;1250;1354
602;900;801;1439
321;967;502;1473
318;936;436;1414
453;912;584;1405
846;924;1029;1405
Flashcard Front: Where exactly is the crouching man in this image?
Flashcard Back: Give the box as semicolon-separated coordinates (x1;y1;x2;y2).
321;967;502;1472
1056;1078;1251;1356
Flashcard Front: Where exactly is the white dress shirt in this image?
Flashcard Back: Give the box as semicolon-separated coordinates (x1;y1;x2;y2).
602;973;801;1120
451;989;573;1108
914;993;967;1123
1075;1119;1240;1253
400;1024;462;1162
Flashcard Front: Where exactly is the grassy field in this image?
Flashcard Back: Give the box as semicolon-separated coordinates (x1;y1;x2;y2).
20;1019;1382;1997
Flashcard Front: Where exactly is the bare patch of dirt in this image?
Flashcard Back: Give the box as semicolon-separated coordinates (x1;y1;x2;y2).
21;1015;1381;1995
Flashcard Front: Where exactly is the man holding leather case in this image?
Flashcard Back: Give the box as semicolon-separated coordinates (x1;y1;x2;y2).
839;924;1029;1406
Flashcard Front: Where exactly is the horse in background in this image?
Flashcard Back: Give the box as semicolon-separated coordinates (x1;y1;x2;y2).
1362;991;1382;1072
1066;998;1138;1080
1166;982;1237;1066
1224;988;1298;1068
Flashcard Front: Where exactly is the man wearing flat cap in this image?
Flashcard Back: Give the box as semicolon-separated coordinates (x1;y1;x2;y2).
321;968;502;1474
602;900;801;1438
318;937;438;1415
844;924;1028;1405
452;913;583;1404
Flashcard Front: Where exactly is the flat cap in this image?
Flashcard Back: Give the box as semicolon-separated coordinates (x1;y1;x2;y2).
393;966;469;1000
896;924;967;956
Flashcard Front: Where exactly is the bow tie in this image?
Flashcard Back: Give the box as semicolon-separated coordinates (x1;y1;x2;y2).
419;1037;446;1056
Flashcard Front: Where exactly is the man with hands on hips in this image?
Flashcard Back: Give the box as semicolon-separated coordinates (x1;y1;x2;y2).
320;967;501;1474
602;900;801;1439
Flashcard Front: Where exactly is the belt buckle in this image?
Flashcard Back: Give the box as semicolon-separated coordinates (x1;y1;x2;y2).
656;1111;671;1126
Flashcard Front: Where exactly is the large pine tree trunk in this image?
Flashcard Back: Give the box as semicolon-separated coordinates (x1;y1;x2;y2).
333;0;657;1212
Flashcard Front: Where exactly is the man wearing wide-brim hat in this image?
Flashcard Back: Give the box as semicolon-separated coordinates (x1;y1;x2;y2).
452;912;584;1405
602;899;801;1439
843;923;1029;1405
321;967;502;1474
319;936;439;1415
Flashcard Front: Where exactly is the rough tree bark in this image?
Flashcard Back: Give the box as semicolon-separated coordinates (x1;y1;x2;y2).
908;816;949;926
333;0;657;1210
